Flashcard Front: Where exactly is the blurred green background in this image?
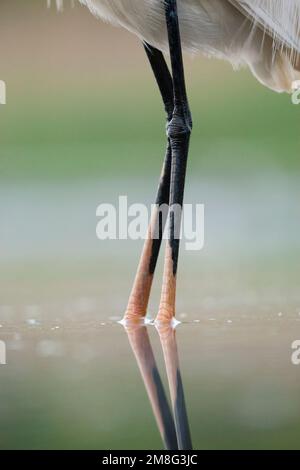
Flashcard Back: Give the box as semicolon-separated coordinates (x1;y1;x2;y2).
1;0;299;182
1;0;299;303
0;0;300;450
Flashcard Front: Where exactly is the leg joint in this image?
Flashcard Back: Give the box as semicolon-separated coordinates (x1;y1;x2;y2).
167;107;192;141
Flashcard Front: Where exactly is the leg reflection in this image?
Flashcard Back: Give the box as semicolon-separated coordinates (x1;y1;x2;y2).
125;322;178;450
156;324;192;450
124;322;192;450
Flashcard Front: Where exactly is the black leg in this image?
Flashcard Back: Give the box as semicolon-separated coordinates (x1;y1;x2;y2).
157;0;192;322
144;43;174;121
144;44;174;275
124;45;174;320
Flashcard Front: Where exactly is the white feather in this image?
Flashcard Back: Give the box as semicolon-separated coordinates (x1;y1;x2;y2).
230;1;300;54
49;0;300;92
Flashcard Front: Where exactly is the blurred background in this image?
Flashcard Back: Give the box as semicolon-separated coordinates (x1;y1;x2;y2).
0;0;300;450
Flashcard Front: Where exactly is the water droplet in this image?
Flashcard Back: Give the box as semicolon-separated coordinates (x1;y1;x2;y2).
171;318;181;329
26;318;40;327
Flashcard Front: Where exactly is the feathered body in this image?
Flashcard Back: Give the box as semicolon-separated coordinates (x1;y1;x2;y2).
73;0;299;92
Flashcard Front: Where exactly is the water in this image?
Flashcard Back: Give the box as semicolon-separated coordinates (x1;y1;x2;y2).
1;175;300;449
0;312;300;449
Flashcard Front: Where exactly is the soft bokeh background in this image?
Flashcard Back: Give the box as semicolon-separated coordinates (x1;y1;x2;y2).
0;0;300;450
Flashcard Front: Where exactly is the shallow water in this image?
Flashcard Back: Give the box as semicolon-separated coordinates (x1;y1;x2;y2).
1;175;300;449
0;309;300;449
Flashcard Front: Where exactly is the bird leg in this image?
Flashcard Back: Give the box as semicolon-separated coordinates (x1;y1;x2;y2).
156;0;192;323
124;45;174;321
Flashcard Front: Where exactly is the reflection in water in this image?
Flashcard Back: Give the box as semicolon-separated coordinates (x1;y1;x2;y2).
124;322;192;450
158;324;192;450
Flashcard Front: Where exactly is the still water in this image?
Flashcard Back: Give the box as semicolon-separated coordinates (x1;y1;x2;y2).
0;176;300;449
0;313;300;449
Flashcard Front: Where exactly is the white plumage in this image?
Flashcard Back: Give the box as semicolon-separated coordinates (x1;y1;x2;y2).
52;0;300;91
